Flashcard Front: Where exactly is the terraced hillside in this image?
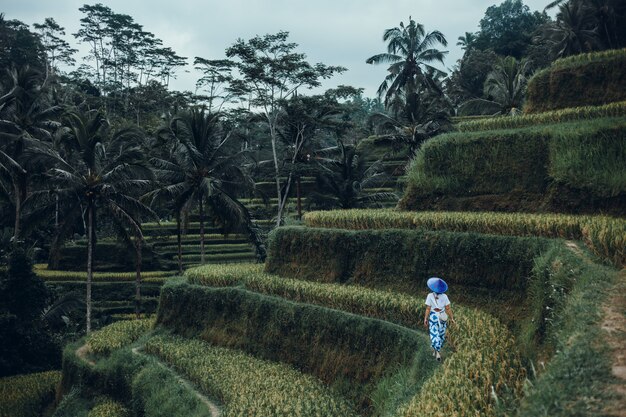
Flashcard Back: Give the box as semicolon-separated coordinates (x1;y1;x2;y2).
54;208;624;416
400;50;626;215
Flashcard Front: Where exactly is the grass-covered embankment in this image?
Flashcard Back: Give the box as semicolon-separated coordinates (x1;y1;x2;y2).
266;226;549;292
525;48;626;113
156;279;432;410
302;209;625;267
400;117;626;214
0;371;61;417
458;101;626;132
184;263;527;417
144;334;358;417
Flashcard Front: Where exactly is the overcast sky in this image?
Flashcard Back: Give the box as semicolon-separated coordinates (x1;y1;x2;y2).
5;0;550;98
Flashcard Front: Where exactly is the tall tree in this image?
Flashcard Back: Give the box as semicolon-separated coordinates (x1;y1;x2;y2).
366;17;448;107
0;66;60;240
474;0;550;58
148;108;256;271
459;56;532;115
48;109;154;332
309;141;397;210
457;32;478;51
33;18;77;77
226;31;344;226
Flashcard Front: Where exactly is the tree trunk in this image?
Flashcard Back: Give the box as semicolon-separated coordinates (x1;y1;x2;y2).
135;239;142;319
13;181;21;241
268;123;283;227
296;176;302;220
86;203;94;334
176;211;183;275
199;197;205;264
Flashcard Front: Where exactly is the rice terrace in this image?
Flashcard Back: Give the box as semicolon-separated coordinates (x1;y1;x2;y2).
0;1;625;416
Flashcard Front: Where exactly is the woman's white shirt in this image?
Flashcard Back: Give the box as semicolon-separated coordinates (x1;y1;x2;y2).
425;293;450;311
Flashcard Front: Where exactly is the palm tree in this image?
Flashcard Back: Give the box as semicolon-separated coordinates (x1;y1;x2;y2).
148;108;257;273
0;66;60;240
459;56;532;116
47;109;155;332
366;17;448;107
457;32;477;51
540;1;602;57
308;141;398;210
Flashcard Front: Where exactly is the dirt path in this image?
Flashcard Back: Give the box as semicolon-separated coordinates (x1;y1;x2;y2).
75;344;96;366
131;347;222;417
602;269;626;417
565;241;626;416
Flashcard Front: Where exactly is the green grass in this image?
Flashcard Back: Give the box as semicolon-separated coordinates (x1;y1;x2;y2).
526;48;626;113
0;371;61;417
401;117;626;208
144;334;357;417
302;209;625;267
87;319;155;356
457;101;626;132
266;226;549;292
34;265;173;282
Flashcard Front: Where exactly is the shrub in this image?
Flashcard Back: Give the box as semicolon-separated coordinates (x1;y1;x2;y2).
266;226;549;292
144;334;357;417
0;370;61;417
525;48;626;113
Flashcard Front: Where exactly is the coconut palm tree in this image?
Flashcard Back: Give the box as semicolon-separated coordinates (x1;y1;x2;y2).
147;108;257;273
457;32;477;51
540;1;602;57
366;17;448;107
459;56;532;116
46;109;155;332
0;66;60;240
308;141;398;210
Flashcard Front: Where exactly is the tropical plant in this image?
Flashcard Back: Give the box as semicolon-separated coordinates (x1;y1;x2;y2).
370;76;452;154
46;109;155;332
459;56;532;115
0;66;60;240
148;108;259;273
456;32;477;51
366;17;448;106
540;1;602;57
308;141;397;210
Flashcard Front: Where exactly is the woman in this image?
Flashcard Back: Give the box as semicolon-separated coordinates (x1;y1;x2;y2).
423;277;455;361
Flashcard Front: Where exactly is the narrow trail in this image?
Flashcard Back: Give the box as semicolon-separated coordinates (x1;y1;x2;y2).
565;241;626;416
131;347;222;417
75;344;96;366
602;269;626;417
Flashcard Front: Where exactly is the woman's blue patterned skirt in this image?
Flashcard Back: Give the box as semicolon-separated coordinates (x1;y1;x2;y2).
428;311;448;352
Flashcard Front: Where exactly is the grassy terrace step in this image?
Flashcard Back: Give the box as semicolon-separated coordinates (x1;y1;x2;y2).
401;117;626;214
144;334;357;417
184;264;526;417
302;209;626;267
267;226;549;292
157;280;433;411
155;243;254;255
174;252;256;262
148;234;248;246
0;371;61;417
34;265;173;282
